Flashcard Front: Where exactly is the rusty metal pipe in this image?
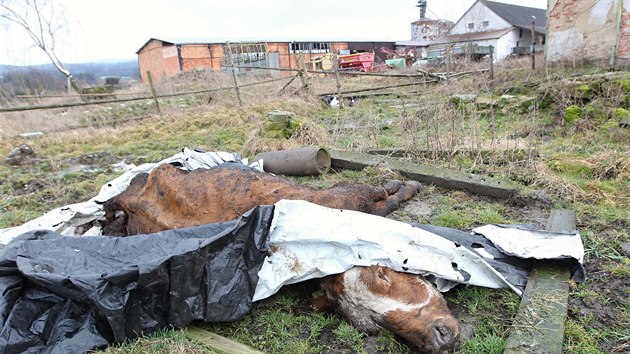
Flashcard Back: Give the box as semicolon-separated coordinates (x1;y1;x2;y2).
253;146;331;176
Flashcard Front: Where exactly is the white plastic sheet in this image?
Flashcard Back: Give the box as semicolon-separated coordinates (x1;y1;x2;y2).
253;200;522;301
472;224;584;262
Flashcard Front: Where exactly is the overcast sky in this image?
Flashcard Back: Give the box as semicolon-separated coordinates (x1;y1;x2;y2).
0;0;546;66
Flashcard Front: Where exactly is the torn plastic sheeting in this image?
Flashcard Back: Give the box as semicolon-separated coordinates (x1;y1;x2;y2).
472;223;586;282
0;205;273;354
0;148;259;246
411;223;531;292
473;224;584;262
253;200;524;302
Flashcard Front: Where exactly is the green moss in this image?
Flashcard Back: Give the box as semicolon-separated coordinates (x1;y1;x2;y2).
450;94;477;110
584;100;608;124
600;119;620;131
476;96;499;110
519;97;536;113
261;111;301;139
611;107;630;121
612;76;630;93
565;105;582;124
502;84;530;96
576;84;593;99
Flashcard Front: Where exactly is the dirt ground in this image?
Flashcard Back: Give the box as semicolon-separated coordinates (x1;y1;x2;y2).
569;257;630;353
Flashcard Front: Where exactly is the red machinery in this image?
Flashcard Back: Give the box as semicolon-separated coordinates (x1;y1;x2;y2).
337;52;375;71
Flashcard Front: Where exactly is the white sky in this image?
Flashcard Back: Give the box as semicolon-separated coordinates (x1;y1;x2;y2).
0;0;546;66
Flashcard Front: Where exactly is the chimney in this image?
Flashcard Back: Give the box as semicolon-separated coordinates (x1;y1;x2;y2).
416;0;427;18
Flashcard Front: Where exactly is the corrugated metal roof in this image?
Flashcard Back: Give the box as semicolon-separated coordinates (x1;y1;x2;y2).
482;0;546;33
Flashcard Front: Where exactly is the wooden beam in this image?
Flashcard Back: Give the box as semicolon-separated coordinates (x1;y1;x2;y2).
367;147;536;164
184;326;264;354
504;209;576;354
330;150;520;199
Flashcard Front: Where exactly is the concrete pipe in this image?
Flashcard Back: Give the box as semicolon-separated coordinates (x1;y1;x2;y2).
253;146;331;176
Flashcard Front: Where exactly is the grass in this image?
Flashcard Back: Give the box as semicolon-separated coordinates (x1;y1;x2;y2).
1;65;629;353
105;328;215;354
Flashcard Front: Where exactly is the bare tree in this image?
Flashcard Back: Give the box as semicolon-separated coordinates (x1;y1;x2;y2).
0;0;80;93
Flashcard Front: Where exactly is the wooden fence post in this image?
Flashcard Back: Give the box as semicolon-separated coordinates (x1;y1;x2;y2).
489;46;494;82
299;53;311;92
531;17;536;71
446;45;452;78
332;51;344;108
146;71;161;114
293;53;308;94
226;41;244;107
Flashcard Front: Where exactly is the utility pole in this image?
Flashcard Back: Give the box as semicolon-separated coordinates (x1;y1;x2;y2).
531;16;536;70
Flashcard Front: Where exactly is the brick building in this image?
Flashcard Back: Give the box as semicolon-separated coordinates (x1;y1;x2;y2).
136;38;395;83
546;0;630;66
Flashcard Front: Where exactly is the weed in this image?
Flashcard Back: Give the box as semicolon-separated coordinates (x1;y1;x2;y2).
333;322;366;353
461;333;505;354
376;329;410;354
563;319;604;353
103;329;213;354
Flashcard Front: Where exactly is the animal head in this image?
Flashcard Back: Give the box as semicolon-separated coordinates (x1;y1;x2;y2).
319;265;459;353
360;265;460;353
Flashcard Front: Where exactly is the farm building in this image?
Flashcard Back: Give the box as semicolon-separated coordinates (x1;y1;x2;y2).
427;0;546;61
397;0;546;62
546;0;630;67
135;38;395;83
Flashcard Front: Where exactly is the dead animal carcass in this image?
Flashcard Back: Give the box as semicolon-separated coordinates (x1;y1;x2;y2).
314;265;460;352
313;265;460;353
102;163;460;351
103;163;421;235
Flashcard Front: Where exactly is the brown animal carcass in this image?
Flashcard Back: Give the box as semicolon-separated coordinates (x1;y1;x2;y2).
313;265;460;353
103;163;460;351
104;163;421;235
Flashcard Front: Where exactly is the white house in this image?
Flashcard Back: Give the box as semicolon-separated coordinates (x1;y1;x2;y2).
427;0;547;61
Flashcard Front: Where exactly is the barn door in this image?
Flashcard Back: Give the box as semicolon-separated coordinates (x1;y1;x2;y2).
269;52;280;77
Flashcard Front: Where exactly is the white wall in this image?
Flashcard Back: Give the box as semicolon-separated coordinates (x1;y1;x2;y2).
451;1;512;34
496;31;517;60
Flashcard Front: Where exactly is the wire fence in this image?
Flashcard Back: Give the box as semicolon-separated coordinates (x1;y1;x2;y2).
0;60;492;137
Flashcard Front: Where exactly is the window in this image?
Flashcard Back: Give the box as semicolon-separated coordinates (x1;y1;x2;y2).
221;42;268;71
467;22;474;29
290;42;331;54
519;29;523;38
482;21;489;28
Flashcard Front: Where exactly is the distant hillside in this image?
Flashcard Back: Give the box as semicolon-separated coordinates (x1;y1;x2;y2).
0;60;139;80
0;60;139;97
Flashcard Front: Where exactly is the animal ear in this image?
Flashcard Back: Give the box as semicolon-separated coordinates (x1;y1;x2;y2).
371;265;390;284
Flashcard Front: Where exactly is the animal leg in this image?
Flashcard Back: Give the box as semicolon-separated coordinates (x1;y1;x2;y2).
311;289;336;312
371;181;421;215
384;180;404;195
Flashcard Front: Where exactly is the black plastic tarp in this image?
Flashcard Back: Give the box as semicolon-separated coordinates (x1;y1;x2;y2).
0;206;274;354
0;201;585;354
